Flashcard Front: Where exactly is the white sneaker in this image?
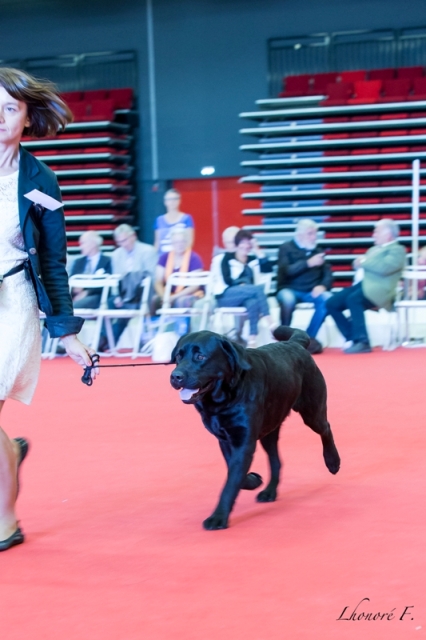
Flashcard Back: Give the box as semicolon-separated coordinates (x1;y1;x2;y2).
343;340;353;351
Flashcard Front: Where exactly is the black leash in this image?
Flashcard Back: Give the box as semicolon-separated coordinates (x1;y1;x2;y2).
81;354;172;386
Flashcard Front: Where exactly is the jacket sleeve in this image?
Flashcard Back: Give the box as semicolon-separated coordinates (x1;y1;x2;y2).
37;178;84;337
363;244;406;277
251;255;273;273
320;261;333;290
221;253;236;287
277;243;309;281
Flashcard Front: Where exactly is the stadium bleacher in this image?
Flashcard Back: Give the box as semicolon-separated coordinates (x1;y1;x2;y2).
239;67;426;290
20;88;135;253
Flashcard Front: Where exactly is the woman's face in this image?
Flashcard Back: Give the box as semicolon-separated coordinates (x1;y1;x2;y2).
236;238;252;257
0;86;30;146
171;233;187;254
164;192;180;211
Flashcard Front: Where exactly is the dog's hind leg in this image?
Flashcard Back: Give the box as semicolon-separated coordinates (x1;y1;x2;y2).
256;428;282;502
219;441;262;491
295;397;340;475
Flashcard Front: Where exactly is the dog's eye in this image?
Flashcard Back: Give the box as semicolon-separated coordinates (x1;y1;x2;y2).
194;353;206;362
175;353;182;363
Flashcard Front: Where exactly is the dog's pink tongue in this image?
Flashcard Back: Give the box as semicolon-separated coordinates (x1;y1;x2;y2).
179;388;199;401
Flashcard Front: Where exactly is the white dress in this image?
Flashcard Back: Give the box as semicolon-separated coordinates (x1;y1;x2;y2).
0;171;41;404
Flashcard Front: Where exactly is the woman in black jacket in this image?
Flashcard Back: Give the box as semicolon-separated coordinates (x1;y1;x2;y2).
0;68;97;551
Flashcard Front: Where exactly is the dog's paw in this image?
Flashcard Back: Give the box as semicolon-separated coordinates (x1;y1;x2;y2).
242;472;263;490
324;450;341;475
256;486;277;502
203;513;229;530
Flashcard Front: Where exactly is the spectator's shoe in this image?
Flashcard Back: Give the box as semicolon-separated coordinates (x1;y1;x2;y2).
0;527;24;552
97;336;109;353
307;338;323;355
344;341;372;354
226;329;247;348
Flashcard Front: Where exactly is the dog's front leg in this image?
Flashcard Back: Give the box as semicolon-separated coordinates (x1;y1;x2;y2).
203;438;256;530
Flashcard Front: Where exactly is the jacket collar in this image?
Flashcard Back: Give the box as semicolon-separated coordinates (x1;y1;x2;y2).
18;145;42;229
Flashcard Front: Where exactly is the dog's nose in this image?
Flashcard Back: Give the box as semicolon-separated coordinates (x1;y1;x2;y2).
171;370;184;386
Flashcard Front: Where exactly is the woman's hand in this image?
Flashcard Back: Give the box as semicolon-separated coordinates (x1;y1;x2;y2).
61;334;99;381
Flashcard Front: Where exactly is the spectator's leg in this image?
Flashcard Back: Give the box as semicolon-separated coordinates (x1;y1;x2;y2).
172;295;196;335
306;291;332;338
112;302;137;343
253;285;271;319
326;287;355;341
218;286;261;336
346;287;375;344
276;288;297;326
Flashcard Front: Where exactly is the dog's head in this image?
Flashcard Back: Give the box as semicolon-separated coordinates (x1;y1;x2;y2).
170;330;251;404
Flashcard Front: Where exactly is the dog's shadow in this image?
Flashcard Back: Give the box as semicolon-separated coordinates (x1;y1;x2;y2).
231;483;334;526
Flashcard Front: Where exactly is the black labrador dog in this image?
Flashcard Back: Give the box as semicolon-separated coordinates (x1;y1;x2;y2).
170;326;340;530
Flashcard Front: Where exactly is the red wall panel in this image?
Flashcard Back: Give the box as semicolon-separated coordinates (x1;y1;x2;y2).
173;177;261;266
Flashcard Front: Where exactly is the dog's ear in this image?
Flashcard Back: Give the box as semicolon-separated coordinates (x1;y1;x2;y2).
219;337;251;376
170;335;184;364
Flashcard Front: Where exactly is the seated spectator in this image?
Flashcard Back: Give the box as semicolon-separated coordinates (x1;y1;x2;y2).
99;224;157;349
154;189;195;255
152;228;204;334
326;219;406;354
213;230;275;348
70;231;112;309
212;226;241;257
275;219;332;354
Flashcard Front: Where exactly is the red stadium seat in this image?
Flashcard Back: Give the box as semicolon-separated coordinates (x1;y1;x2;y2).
337;70;366;83
379;129;408;136
397;66;424;79
408;78;426;101
311;72;338;94
108;88;134;109
89;99;115;121
61;91;83;103
83;90;109;101
347;80;382;104
280;74;312;97
379;113;408;119
368;68;395;81
321;82;353;106
379;79;412;102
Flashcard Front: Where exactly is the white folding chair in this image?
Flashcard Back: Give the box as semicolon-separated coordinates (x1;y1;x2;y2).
156;271;213;333
97;275;152;358
213;271;273;338
42;274;120;358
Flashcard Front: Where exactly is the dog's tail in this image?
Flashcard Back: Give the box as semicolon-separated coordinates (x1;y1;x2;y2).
273;325;310;349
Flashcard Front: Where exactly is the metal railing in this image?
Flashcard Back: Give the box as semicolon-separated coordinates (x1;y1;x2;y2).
268;26;426;97
0;50;138;93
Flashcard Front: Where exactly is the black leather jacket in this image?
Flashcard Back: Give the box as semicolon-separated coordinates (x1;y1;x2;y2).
17;146;84;338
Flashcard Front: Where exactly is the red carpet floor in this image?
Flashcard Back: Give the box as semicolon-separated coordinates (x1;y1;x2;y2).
1;348;425;640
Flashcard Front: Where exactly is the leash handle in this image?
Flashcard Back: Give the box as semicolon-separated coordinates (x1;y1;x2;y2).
81;353;100;386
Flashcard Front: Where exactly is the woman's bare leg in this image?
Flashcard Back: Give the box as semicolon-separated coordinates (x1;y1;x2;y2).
0;401;20;540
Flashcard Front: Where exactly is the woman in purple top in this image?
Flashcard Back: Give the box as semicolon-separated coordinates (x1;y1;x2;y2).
154;189;195;255
153;228;203;333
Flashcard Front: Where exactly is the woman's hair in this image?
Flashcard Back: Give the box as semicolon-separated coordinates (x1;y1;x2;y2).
234;229;253;247
0;67;73;137
164;188;181;199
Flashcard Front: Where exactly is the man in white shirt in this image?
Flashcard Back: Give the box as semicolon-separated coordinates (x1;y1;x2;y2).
102;224;157;347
